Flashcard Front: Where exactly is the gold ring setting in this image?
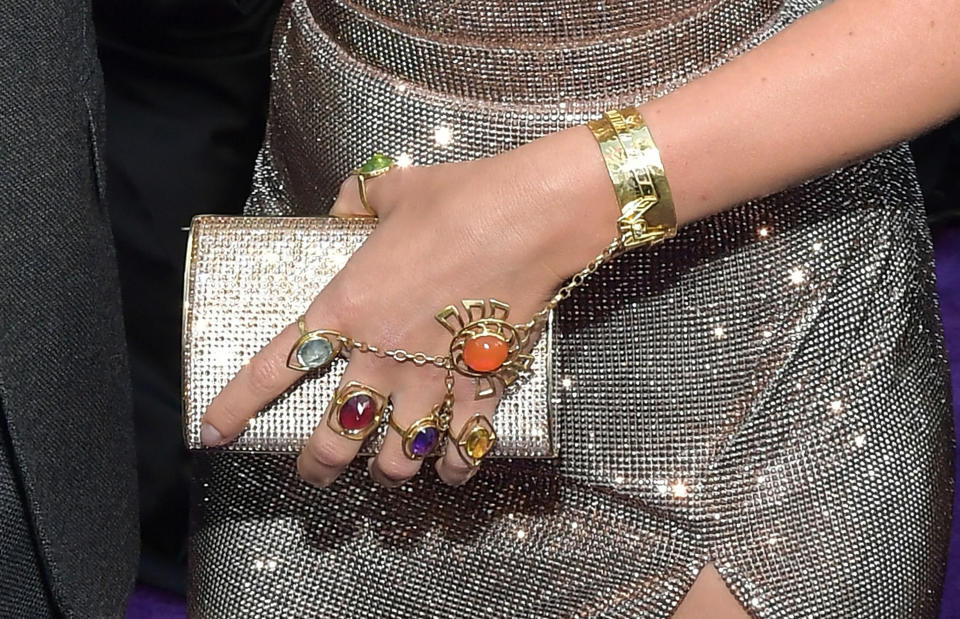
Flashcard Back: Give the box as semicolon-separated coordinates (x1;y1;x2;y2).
350;153;397;217
389;404;445;460
451;413;498;468
287;315;342;371
326;381;388;441
435;298;535;398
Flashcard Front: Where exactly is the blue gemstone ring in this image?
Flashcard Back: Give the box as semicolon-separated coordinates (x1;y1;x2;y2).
286;315;343;372
388;405;444;460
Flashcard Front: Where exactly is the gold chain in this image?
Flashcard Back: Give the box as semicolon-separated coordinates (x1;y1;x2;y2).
337;237;625;370
436;370;456;431
337;335;450;368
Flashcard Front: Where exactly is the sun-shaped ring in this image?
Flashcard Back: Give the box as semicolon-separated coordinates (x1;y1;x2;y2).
388;403;445;460
325;381;389;441
435;299;535;398
287;315;342;372
451;413;498;468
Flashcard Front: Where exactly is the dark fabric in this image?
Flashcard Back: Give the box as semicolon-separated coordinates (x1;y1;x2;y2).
0;406;54;619
92;0;281;593
911;118;960;229
0;1;139;617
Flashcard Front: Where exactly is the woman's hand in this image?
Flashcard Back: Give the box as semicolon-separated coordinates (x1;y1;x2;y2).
199;126;618;488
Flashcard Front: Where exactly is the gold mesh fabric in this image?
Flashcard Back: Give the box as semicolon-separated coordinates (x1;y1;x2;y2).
188;0;956;616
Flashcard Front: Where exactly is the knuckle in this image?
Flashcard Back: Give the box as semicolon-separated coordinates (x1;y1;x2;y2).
437;464;473;486
440;451;476;479
212;402;250;433
336;175;355;201
246;353;284;396
322;279;363;329
296;456;333;488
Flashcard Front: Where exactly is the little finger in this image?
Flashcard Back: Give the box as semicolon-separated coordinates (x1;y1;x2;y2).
435;394;500;486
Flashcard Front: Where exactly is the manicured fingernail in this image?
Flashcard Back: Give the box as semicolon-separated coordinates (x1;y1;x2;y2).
367;457;404;489
436;459;478;487
366;457;385;486
200;423;224;447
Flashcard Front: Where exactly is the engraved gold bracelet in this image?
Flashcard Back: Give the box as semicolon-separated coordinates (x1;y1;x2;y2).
586;105;678;250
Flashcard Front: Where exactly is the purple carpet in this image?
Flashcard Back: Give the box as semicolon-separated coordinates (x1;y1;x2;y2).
933;225;960;619
125;585;185;619
125;227;960;619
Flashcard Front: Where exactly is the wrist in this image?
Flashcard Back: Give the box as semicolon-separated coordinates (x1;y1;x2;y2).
507;125;624;278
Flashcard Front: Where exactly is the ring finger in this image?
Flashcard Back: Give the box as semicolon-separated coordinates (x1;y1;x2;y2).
368;365;448;488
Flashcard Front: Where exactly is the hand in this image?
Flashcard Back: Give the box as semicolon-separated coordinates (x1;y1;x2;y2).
200;126;618;487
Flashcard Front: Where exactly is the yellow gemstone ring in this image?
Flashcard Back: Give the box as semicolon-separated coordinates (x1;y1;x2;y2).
451;413;497;468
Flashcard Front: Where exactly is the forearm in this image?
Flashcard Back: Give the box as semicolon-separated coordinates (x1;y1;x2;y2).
497;0;959;278
642;0;960;226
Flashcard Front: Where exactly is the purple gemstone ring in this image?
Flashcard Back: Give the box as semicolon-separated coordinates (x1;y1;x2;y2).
388;405;444;460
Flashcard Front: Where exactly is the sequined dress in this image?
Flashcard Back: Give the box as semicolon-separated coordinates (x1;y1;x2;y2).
188;0;956;616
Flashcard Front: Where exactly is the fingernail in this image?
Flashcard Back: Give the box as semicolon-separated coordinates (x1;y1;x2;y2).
367;457;405;489
366;457;384;485
200;423;224;447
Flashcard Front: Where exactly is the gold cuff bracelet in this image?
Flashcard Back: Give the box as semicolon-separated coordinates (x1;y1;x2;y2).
587;105;678;250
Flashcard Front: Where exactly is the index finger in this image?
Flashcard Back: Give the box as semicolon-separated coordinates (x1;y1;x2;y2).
200;310;340;446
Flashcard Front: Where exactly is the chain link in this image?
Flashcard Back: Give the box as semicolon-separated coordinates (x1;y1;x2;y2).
436;370;456;431
337;336;450;369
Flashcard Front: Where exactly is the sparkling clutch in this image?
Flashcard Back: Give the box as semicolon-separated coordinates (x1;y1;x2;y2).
182;215;557;457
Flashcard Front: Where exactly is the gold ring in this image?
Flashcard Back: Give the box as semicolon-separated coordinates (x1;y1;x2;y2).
450;413;497;468
435;298;535;399
325;380;388;440
388;404;444;460
350;153;397;218
287;315;342;371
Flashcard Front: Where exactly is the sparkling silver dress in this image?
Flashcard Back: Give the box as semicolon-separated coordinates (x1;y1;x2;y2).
188;0;956;616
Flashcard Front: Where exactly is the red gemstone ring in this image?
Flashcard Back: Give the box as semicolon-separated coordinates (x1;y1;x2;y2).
325;380;389;441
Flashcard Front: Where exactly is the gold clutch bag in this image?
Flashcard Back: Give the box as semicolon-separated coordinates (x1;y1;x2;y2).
181;215;556;457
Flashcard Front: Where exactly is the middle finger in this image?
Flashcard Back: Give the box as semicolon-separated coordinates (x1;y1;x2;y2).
298;353;392;487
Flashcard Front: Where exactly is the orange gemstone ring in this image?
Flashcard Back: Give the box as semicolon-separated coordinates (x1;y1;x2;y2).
451;413;498;468
435;298;535;399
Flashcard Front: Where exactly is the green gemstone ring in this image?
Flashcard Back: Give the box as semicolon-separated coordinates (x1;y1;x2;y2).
350;153;397;217
287;315;342;372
